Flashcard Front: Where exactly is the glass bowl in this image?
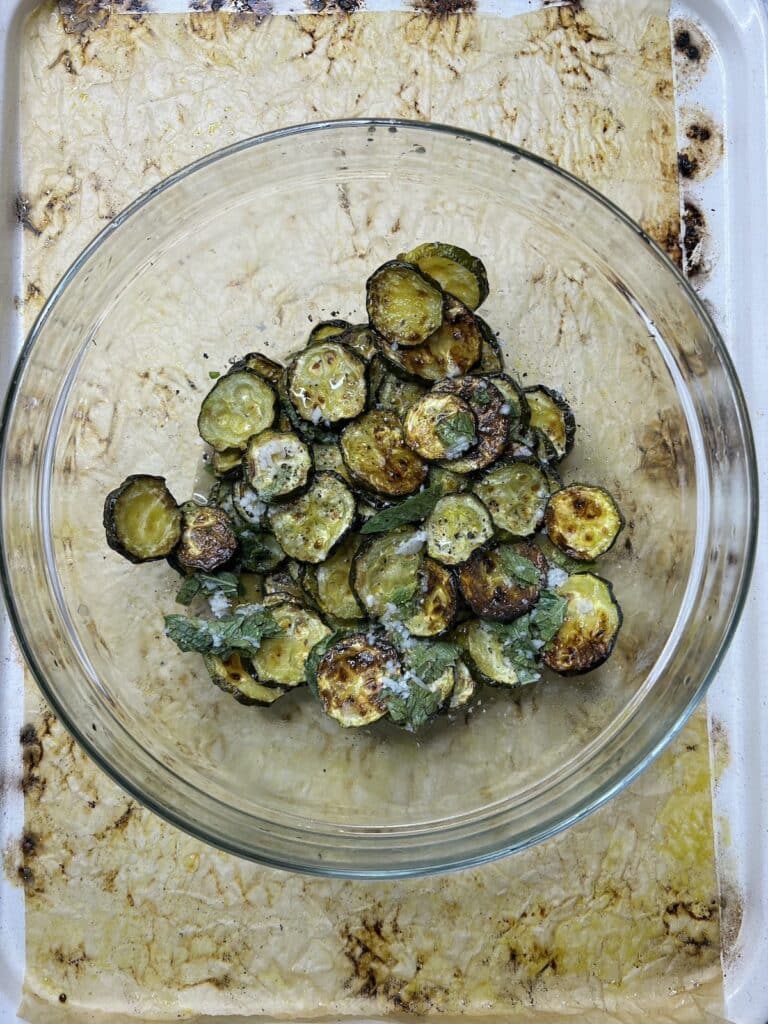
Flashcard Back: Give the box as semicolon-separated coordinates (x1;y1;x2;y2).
0;120;757;878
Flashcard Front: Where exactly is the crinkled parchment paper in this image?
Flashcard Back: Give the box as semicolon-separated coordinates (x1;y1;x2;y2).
11;1;725;1020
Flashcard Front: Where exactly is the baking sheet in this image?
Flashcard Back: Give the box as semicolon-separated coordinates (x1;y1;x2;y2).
0;0;766;1020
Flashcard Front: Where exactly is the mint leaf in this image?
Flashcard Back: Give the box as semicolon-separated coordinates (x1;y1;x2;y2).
235;528;284;572
389;581;420;610
404;639;461;686
484;588;568;685
530;589;568;645
499;547;540;586
176;576;202;606
176;571;240;606
384;684;443;732
360;485;443;535
304;630;348;699
474;386;494;409
436;412;476;454
164;610;282;659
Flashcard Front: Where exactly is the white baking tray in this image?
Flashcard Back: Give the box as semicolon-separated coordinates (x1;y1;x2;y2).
0;0;766;1021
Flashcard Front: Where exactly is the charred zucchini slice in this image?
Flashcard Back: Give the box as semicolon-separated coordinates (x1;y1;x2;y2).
366;260;444;347
433;375;508;473
268;472;355;564
458;541;547;622
315;634;393;727
472;458;550;537
177;501;237;573
198;371;277;452
250;601;331;687
426;494;494;566
337;324;380;363
204;653;286;707
375;372;427;418
244;430;312;502
211;448;243;479
545;484;624;561
287;342;367;425
309;319;350;343
399;242;489;311
543;573;622;675
103;475;181;563
403;393;478;462
231;479;267;526
377;296;483;382
488;373;529;440
340;409;427;499
458;618;531;688
315;533;365;622
352;526;425;618
229;352;284;385
402;557;458;637
449;659;477;709
524;386;576;461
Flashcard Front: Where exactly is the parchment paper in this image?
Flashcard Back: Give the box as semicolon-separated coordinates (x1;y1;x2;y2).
11;1;723;1020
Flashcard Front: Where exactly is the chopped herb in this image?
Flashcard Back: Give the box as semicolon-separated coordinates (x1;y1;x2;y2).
484;588;568;684
175;571;240;606
436;412;476;452
529;589;568;644
404;639;461;685
384;684;444;732
208;371;221;380
164;609;282;659
499;547;540;586
360;485;443;534
474;386;493;409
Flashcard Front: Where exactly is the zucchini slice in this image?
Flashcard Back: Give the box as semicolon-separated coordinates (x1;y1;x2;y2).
433;375;508;473
403;393;478;462
204;653;286;707
315;533;365;622
426;666;457;707
425;494;494;566
211;448;243;479
340;409;427;499
457;618;531;688
229;352;284;385
177;501;237;573
250;601;331;687
449;659;477;709
377;296;483;382
458;541;547;622
104;474;182;564
545;484;624;561
311;441;353;485
287;342;368;425
231;479;267;526
472;457;550;537
524;386;576;461
402;557;458;637
488;373;529;441
399;242;489;311
308;319;350;343
337;324;380;363
366;260;444;347
235;529;286;574
352;525;425;618
543;573;622;675
244;429;312;502
375;372;427;419
198;371;277;452
475;318;504;373
315;634;393;727
268;472;355;564
428;464;467;495
235;573;265;607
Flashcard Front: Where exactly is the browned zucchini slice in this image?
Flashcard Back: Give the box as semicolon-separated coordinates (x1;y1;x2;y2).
198;371;277;452
458;541;547;621
337;324;380;363
524;386;576;461
287;342;367;425
308;319;350;343
103;475;181;563
433;375;508;473
545;484;624;561
488;373;529;440
249;601;331;687
211;448;243;479
352;525;425;618
474;318;504;373
543;573;622;675
315;533;365;622
457;618;532;688
377;296;483;382
229;352;284;385
177;501;237;573
231;479;267;526
315;634;393;727
244;429;312;502
340;409;427;499
425;493;494;566
399;242;489;311
375;372;427;418
402;557;458;637
403;393;478;462
366;260;444;347
449;659;477;709
204;652;286;706
268;472;355;564
472;457;550;537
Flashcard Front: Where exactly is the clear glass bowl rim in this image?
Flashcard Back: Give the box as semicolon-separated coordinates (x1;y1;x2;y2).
0;118;758;878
